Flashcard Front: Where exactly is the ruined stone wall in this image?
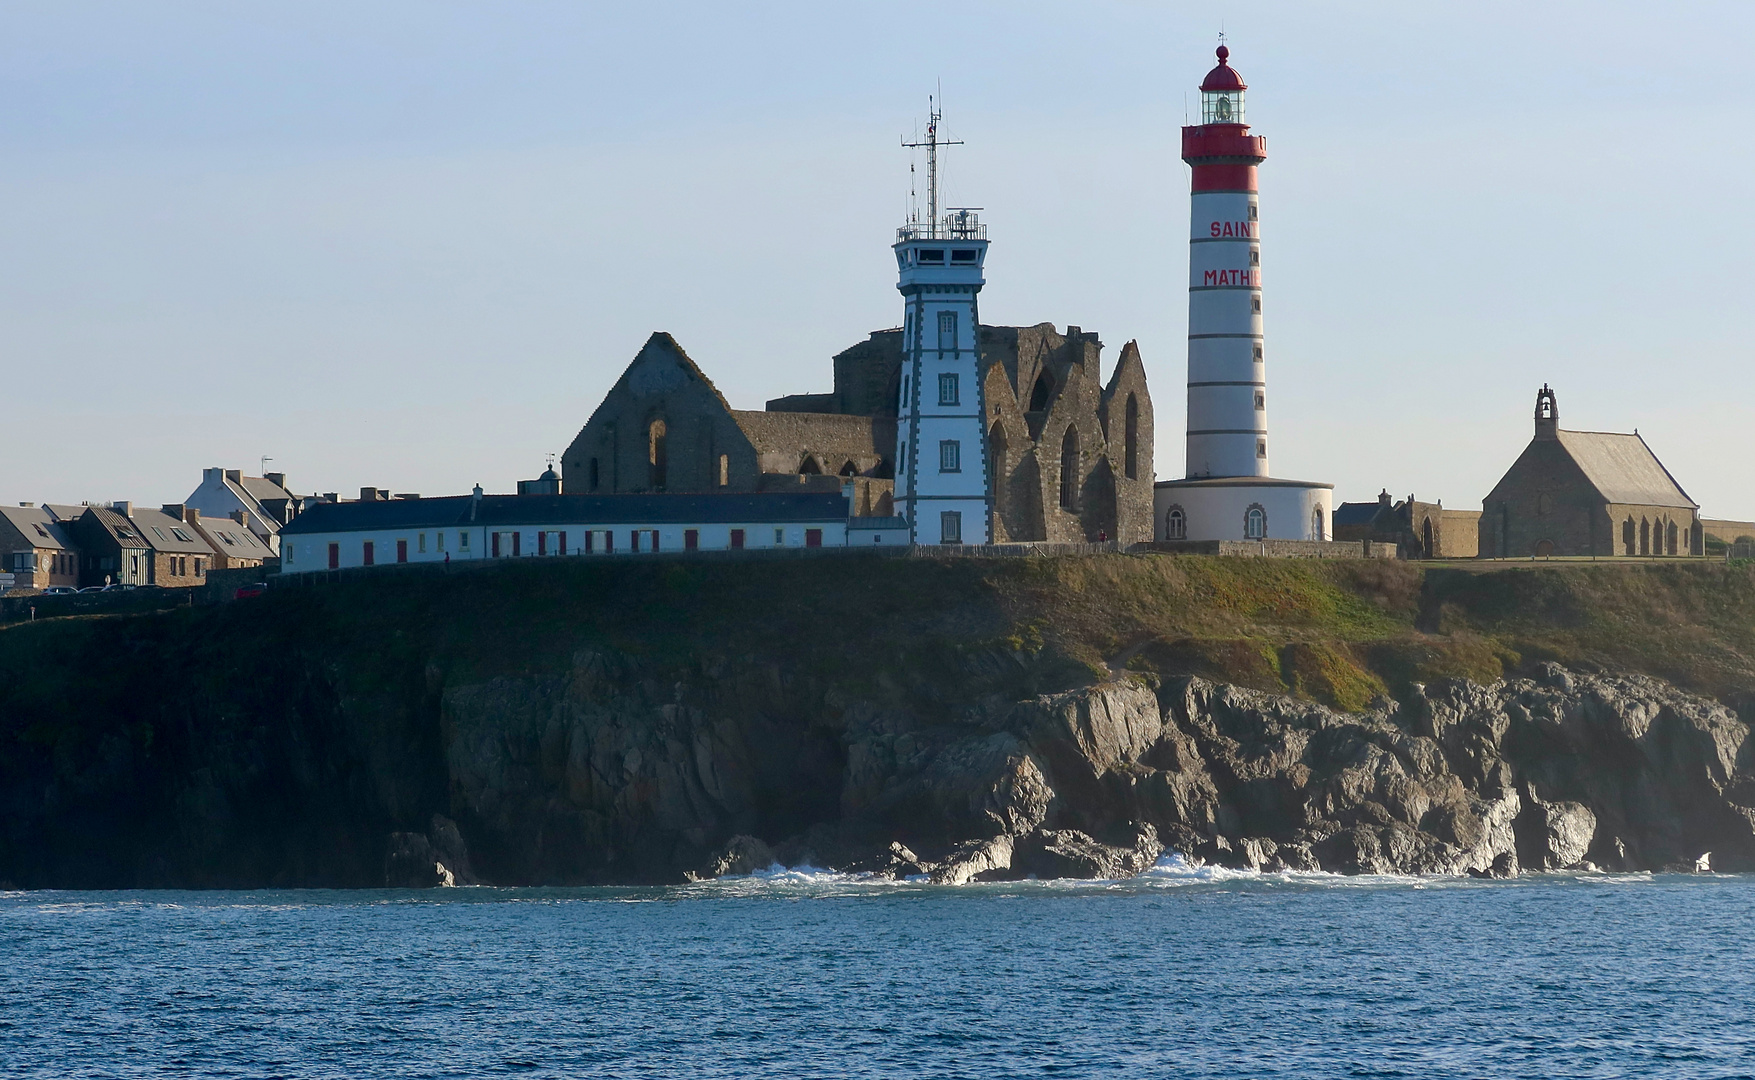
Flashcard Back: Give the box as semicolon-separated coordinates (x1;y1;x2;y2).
561;335;764;495
982;325;1154;545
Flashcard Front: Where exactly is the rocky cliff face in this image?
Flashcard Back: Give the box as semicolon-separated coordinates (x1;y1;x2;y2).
431;654;1755;884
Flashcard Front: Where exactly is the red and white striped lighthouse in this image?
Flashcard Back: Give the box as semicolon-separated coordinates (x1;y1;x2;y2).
1183;44;1268;480
1155;44;1333;543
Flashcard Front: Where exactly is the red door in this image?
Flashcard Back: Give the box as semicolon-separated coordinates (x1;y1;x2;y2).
328;543;339;569
805;528;823;548
730;529;744;550
685;529;699;551
492;532;500;558
397;540;408;563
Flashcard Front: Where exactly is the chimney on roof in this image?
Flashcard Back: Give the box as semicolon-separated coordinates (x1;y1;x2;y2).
225;469;242;483
1378;489;1392;507
324;492;339;503
360;487;379;502
161;503;186;519
182;507;201;524
112;501;132;517
470;484;482;521
231;509;251;529
18;502;33;508
264;472;286;489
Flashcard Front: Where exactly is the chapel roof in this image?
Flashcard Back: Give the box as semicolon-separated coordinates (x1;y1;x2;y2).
1556;430;1696;510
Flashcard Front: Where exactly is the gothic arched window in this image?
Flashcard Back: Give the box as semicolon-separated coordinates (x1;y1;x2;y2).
647;419;667;491
1623;517;1635;556
1029;370;1055;412
1059;426;1079;510
1124;394;1139;480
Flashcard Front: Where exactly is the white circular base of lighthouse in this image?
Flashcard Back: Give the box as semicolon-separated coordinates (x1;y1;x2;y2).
1153;477;1335;543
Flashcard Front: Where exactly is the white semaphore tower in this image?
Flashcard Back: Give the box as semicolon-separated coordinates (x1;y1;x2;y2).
1155;45;1333;544
893;102;990;546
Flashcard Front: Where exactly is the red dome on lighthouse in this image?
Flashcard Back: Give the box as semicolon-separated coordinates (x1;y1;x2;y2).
1200;45;1247;92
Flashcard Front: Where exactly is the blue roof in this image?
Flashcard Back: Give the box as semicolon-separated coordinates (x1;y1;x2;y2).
282;491;851;535
1332;502;1383;527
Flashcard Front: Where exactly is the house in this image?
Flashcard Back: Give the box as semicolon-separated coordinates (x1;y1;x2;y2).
177;508;274;570
1480;386;1701;558
183;468;302;553
129;506;218;587
1332;490;1480;558
68;504;154;587
278;489;905;573
0;505;80;591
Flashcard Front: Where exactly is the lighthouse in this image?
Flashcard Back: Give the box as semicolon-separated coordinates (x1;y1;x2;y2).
893;103;990;545
1155;45;1333;544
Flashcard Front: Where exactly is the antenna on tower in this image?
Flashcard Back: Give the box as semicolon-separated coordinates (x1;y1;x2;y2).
902;93;964;231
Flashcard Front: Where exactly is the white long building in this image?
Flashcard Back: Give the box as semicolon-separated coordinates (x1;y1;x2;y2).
278;489;907;572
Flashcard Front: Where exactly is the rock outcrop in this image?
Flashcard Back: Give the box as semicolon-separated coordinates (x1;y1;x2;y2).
436;655;1755;883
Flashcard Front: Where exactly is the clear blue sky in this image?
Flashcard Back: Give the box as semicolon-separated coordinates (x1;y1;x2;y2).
3;1;1751;518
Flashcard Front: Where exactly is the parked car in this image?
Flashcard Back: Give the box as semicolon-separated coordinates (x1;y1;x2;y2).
101;583;135;592
77;586;106;593
41;586;77;596
233;583;268;599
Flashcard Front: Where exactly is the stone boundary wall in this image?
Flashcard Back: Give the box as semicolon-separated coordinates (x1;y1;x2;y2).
0;586;195;624
1133;539;1395;559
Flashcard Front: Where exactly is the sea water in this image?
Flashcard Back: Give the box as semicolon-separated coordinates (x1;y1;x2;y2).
3;860;1753;1078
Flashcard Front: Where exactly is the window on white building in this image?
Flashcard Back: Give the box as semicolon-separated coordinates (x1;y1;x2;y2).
1245;506;1266;539
1166;506;1186;540
938;373;959;406
939;440;961;472
774;528;785;546
940;511;962;544
938;310;957;353
418;533;427;553
459;532;470;550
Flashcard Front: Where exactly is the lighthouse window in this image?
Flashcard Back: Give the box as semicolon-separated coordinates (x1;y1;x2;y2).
1165;506;1186;540
1253;344;1263;362
951;249;978;263
1255;392;1266;410
1257;439;1268;459
938;373;960;406
1251;296;1262;314
939;440;961;473
1245;505;1267;539
940;511;963;544
938;310;958;351
918;249;946;264
1249;249;1260;265
1248;204;1258;221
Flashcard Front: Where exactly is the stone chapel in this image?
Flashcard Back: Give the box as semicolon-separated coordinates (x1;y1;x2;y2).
1479;385;1702;558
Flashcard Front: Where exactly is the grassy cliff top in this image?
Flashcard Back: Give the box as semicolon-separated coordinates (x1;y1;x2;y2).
3;554;1754;717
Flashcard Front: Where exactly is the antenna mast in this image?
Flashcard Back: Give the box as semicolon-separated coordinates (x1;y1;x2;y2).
902;95;963;230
